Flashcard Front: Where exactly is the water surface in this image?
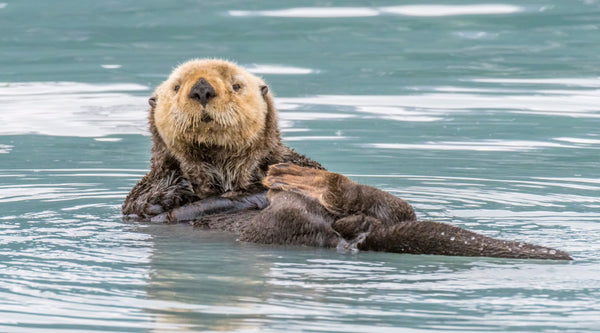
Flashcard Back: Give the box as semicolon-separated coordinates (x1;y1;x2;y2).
1;0;599;332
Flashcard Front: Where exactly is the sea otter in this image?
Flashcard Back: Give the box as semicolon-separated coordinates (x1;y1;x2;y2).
123;59;571;260
122;59;321;219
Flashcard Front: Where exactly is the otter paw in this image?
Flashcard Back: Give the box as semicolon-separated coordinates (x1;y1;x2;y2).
263;163;333;200
266;163;308;177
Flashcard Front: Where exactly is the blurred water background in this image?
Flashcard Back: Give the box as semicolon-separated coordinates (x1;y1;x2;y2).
1;0;600;332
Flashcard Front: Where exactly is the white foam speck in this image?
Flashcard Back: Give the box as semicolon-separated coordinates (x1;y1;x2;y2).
380;5;523;17
101;64;122;69
229;7;379;18
245;64;317;75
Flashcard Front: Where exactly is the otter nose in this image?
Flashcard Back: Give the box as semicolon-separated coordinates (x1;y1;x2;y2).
189;78;217;107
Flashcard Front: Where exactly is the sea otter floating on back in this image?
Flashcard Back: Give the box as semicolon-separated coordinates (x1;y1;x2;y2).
122;59;571;260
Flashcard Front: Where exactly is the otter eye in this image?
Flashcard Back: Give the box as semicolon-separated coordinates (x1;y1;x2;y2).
232;83;241;92
174;85;180;93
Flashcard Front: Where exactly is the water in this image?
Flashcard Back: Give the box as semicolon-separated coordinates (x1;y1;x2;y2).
1;0;600;331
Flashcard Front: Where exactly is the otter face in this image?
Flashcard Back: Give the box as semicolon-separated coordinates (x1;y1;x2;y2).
152;59;270;149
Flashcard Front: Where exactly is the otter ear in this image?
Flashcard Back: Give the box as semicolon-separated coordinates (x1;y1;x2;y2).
148;96;157;108
260;85;269;97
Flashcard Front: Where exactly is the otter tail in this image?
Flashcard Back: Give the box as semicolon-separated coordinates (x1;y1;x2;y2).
361;219;572;260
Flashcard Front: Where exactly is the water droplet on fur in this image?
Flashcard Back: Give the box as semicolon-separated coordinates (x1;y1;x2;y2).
464;241;468;245
440;232;445;236
450;236;455;241
470;236;475;240
518;242;524;247
549;250;556;255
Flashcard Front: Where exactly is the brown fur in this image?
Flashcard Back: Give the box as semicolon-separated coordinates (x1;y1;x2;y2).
123;59;322;219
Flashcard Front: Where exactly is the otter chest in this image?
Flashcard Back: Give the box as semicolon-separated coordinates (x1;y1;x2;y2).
181;158;263;196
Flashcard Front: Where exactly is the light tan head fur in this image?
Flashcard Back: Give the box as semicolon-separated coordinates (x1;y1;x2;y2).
152;59;271;151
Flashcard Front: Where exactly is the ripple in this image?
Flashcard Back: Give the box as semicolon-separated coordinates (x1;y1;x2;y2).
473;78;600;87
0;82;148;137
229;7;380;18
380;5;523;17
0;169;143;204
0;168;154;331
93;137;123;142
3;79;598;138
0;144;12;154
554;137;600;145
278;84;600;117
245;64;318;75
366;140;579;152
278;111;355;121
100;64;122;69
283;135;347;141
257;255;600;331
229;4;524;18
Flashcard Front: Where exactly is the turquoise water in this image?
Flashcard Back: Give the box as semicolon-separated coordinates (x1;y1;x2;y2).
1;0;600;331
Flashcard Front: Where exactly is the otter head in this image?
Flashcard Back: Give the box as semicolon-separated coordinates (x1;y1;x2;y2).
151;59;272;151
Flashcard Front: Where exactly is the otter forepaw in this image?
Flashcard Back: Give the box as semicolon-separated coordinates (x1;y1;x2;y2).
264;163;353;215
264;163;333;200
